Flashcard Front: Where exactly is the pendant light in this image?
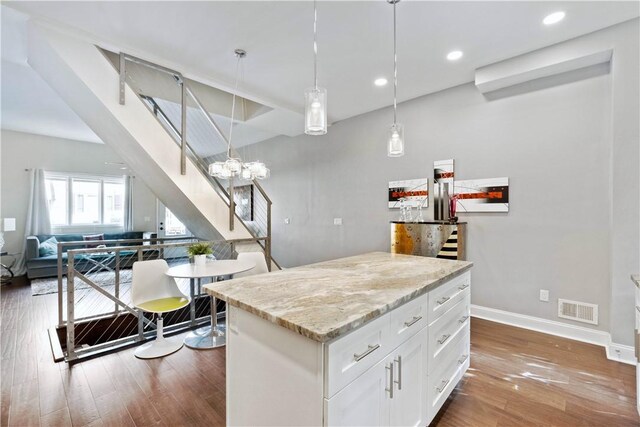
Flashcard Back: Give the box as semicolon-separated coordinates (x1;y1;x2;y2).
209;49;270;180
304;0;327;135
387;0;404;157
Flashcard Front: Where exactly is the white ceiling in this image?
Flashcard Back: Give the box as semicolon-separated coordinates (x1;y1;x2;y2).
2;1;639;144
1;7;101;143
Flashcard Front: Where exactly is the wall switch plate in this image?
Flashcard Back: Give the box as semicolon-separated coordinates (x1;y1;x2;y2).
333;218;343;226
144;216;151;222
539;289;550;302
284;218;291;224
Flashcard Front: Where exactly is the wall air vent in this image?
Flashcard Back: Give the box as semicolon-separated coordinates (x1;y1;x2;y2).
557;299;598;325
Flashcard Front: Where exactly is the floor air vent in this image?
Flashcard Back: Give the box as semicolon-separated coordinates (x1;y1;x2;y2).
557;299;598;325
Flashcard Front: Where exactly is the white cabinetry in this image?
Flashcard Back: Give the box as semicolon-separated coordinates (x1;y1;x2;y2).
389;328;428;427
324;355;391;427
325;329;428;427
225;271;471;426
324;271;471;426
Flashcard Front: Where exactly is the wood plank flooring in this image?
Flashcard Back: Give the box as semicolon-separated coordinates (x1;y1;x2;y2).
2;276;638;426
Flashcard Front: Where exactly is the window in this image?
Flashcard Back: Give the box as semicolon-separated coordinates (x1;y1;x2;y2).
45;173;127;227
46;178;69;226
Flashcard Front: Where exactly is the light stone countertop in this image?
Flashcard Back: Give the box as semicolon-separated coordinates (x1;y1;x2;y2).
203;252;473;343
632;274;640;288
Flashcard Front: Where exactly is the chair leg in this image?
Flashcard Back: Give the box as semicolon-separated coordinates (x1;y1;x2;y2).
134;313;183;359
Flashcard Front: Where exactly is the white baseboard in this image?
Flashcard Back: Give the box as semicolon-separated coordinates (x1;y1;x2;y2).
471;304;637;366
606;340;636;365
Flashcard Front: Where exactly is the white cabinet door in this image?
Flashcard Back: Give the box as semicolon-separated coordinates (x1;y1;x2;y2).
390;328;428;427
325;355;392;426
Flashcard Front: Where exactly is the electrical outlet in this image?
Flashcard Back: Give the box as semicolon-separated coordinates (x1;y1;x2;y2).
333;218;343;226
539;289;549;302
284;218;291;224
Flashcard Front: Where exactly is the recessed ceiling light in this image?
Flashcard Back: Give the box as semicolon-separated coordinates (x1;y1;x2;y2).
374;77;388;87
446;50;463;61
543;11;565;25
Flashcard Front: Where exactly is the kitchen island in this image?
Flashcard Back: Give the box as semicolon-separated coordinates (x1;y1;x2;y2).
204;252;472;426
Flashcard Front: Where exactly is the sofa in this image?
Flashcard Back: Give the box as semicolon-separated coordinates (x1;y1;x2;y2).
26;231;158;279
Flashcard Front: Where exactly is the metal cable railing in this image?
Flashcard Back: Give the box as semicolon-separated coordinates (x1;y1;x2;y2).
59;236;269;362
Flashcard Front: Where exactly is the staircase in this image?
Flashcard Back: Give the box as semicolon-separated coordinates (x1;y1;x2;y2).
27;22;276;268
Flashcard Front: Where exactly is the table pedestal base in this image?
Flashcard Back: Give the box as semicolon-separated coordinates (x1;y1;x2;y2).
184;323;226;349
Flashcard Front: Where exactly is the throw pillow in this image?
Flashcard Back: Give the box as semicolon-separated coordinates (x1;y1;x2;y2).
39;237;58;257
83;233;105;248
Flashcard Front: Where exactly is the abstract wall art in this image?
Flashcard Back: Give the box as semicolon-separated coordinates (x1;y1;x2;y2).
433;159;454;184
388;179;429;209
454;177;509;212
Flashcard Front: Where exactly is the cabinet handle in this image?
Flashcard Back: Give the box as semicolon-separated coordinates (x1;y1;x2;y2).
458;315;470;324
458;354;468;365
458;283;469;291
385;362;394;399
394;355;402;390
353;344;380;362
436;379;450;393
404;315;422;327
436;296;450;305
437;334;451;345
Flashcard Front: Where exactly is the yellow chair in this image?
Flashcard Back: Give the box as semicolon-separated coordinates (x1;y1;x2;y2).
132;259;190;359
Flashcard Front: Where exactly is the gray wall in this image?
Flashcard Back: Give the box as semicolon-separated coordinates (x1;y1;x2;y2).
0;130;158;258
246;19;639;343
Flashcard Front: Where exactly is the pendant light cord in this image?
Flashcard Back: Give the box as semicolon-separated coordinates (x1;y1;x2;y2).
227;54;242;158
393;0;397;125
313;0;318;90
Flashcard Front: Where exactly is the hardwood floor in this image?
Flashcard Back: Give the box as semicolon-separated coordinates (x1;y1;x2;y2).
2;277;638;426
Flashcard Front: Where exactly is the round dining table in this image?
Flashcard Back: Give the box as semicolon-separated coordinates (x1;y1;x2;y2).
166;259;255;349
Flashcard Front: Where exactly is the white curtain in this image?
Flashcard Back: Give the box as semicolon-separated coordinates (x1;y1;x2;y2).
124;175;134;232
16;169;52;275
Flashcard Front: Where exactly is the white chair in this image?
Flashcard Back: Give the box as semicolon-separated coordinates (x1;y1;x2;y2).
131;259;190;359
233;252;270;278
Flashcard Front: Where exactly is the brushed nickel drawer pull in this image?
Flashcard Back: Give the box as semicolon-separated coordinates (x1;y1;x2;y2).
436;296;450;305
354;344;380;362
458;354;468;365
458;283;469;291
394;355;402;390
436;379;450;393
404;315;422;327
385;362;394;398
437;334;451;345
458;315;470;324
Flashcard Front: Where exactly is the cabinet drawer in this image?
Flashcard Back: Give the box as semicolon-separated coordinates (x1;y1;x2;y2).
325;314;391;398
430;326;469;375
389;294;428;350
427;272;470;324
428;296;470;366
427;340;467;420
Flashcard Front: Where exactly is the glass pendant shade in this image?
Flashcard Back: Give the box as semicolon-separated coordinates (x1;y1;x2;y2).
208;162;226;177
387;123;404;157
209;158;243;179
241;162;270;180
304;87;327;135
225;158;242;175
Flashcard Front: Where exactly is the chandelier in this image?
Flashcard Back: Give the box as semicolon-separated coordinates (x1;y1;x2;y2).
208;49;270;180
